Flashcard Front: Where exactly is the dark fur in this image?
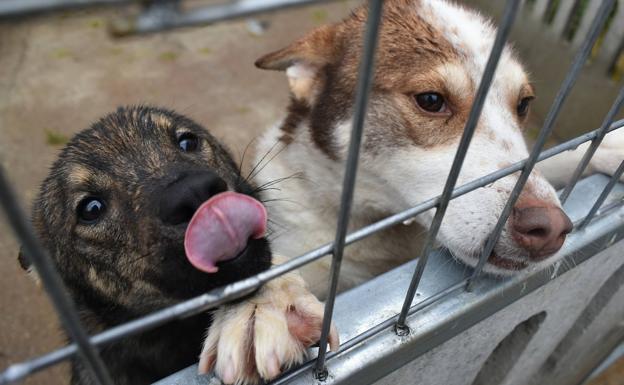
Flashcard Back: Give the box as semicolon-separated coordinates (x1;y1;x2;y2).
21;106;272;384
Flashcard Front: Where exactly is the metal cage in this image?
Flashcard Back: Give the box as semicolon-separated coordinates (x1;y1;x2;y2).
1;0;623;384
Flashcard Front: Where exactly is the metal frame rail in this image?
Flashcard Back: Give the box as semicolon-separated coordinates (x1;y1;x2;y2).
1;0;623;384
157;173;624;385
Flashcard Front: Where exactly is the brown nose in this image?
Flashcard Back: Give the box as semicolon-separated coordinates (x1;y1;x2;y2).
511;206;573;260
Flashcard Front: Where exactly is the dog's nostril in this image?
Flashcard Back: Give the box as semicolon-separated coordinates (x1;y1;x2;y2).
158;171;229;225
526;228;548;238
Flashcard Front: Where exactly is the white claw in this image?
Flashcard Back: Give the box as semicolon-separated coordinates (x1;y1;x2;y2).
266;351;281;379
221;361;235;384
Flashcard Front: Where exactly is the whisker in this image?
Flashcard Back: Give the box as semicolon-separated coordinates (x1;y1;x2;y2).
267;218;287;230
248;143;290;182
251;172;304;195
245;140;283;183
254;187;282;193
119;252;152;269
261;198;304;207
237;137;258;184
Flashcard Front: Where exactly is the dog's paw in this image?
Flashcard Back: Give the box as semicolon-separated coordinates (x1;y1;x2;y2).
198;270;339;385
589;130;624;182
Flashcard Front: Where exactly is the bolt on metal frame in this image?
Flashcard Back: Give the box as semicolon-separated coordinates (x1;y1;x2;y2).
1;0;624;384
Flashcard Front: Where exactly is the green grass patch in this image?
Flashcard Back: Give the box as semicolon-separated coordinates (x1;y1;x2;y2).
45;129;69;146
158;51;179;62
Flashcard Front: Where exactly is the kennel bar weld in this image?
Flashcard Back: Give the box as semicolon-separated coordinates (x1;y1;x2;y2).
315;0;383;378
467;0;617;291
2;118;623;385
396;0;521;330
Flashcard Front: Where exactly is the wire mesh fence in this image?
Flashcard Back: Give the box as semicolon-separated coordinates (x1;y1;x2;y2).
1;0;623;384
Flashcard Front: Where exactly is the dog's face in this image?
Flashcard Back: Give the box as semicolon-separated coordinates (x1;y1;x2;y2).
257;0;571;274
23;106;271;321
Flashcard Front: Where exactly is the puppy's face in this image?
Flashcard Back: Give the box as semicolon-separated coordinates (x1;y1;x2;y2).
257;0;569;273
25;106;271;320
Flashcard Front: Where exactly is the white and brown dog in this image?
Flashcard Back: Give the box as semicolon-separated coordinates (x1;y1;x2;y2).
202;0;623;383
250;0;622;297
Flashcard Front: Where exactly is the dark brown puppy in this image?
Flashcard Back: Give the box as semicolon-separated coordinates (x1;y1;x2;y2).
19;106;272;384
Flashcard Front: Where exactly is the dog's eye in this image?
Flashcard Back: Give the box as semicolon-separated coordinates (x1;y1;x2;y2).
414;92;447;113
178;133;199;152
77;197;106;224
517;97;534;117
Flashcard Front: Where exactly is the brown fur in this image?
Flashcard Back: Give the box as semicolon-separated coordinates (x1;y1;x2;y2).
255;0;490;159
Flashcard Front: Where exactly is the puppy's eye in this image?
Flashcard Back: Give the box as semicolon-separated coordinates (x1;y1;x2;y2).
517;96;534;117
414;92;447;113
77;197;106;224
178;133;199;152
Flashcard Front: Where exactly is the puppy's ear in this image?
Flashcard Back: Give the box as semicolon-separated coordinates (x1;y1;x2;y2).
18;246;31;271
255;25;341;102
18;247;42;284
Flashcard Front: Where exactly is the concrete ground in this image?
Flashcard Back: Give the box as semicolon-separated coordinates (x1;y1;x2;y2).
0;1;621;385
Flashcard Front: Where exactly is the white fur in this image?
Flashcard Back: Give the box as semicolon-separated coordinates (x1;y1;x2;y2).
537;128;624;188
254;0;624;297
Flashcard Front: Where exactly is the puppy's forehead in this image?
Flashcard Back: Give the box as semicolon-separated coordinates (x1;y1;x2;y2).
56;107;218;187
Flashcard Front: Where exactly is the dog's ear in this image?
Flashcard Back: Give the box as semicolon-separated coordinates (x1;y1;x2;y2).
18;246;31;271
255;25;341;101
255;25;339;71
18;246;42;284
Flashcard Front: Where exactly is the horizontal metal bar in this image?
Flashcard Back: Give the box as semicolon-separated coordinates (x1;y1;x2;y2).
466;0;617;291
110;0;336;36
286;176;624;385
0;0;132;17
396;0;521;330
274;280;467;384
0;273;264;384
578;160;624;229
315;0;383;378
157;174;624;385
0;169;114;385
2;121;623;384
559;85;624;204
0;0;337;34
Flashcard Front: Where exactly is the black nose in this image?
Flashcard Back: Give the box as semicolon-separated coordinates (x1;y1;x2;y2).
158;171;228;225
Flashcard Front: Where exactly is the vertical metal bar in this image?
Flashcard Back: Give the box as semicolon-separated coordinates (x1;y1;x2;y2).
313;0;383;379
577;160;624;229
395;0;521;330
0;168;114;385
559;85;624;204
466;0;617;291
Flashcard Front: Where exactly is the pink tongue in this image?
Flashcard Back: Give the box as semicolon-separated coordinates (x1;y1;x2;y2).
184;192;267;273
